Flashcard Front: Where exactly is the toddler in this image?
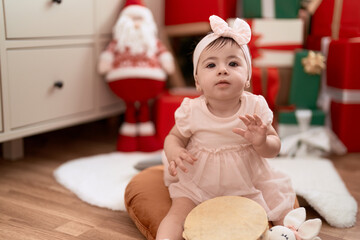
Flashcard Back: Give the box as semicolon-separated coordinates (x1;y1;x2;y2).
156;15;296;240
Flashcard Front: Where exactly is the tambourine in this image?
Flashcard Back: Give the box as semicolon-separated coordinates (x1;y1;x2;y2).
183;196;268;240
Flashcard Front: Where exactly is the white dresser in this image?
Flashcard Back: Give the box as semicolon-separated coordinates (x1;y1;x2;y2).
0;0;164;159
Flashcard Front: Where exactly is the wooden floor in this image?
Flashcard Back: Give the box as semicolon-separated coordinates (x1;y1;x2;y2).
0;119;359;239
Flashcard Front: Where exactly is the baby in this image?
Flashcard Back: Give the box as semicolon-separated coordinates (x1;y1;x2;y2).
156;15;296;240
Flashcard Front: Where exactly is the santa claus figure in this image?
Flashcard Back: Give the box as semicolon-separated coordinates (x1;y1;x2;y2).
98;0;174;152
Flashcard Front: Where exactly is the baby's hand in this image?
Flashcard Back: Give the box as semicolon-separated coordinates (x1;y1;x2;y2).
168;148;197;177
233;114;267;147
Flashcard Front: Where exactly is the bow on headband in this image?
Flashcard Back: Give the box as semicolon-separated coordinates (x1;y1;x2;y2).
209;15;251;45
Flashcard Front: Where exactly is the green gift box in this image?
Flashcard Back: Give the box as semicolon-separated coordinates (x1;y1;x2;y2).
240;0;301;18
278;50;326;138
279;109;325;125
288;50;322;109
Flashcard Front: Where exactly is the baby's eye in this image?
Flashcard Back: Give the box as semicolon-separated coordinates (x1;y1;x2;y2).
229;61;239;67
206;63;216;68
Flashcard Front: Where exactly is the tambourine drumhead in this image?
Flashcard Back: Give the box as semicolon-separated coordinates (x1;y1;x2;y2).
183;196;268;240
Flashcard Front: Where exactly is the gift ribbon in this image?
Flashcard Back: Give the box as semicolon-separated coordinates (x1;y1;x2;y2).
246;20;303;60
332;0;343;40
306;0;323;14
327;87;360;104
301;51;325;75
266;67;280;110
251;67;263;98
261;0;275;18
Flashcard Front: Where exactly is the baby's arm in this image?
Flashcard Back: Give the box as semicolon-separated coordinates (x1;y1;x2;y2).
233;114;281;158
164;126;197;176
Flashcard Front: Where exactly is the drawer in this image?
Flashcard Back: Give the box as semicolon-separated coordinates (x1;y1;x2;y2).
4;0;94;38
7;46;94;128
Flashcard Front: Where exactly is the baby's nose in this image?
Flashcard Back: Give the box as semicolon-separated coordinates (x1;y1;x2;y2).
217;66;229;75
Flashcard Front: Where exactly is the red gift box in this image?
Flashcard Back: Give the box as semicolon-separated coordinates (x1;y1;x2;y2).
306;0;360;50
326;38;360;152
155;89;200;146
327;38;360;89
311;0;360;39
165;0;237;26
330;101;360;152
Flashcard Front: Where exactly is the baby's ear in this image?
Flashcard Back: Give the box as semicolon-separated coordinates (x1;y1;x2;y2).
194;76;202;92
194;75;198;83
298;219;322;240
283;207;306;229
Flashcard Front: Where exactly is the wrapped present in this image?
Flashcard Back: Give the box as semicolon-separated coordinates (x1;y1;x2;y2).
277;50;326;138
155;88;200;145
165;0;236;26
307;0;360;50
327;38;360;90
326;38;360;152
237;0;301;18
289;50;324;108
233;19;304;67
251;67;280;110
330;101;360;152
311;0;360;39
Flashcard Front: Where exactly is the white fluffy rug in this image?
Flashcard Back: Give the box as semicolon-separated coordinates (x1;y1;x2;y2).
270;157;357;228
54;153;357;228
54;151;162;211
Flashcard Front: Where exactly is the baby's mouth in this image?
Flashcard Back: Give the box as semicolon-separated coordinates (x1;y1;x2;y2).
216;80;230;86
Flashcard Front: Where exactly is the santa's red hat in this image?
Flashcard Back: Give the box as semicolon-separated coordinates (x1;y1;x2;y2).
124;0;144;8
121;0;154;24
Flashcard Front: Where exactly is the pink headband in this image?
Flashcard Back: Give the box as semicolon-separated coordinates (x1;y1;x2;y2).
193;15;252;81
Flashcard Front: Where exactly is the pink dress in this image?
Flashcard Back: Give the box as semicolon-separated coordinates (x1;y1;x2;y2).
163;92;296;221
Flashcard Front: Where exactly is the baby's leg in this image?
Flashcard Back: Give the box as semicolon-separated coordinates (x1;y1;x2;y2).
156;197;196;240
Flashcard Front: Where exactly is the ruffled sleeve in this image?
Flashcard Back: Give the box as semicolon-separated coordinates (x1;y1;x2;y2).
174;97;193;138
254;95;273;126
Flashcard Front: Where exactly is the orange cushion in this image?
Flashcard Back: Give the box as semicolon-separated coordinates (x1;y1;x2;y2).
125;165;170;240
124;165;300;240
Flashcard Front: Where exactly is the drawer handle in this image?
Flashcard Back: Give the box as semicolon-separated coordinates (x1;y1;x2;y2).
52;0;62;4
54;81;64;89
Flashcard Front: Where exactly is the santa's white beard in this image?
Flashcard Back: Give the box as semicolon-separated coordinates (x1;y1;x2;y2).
114;16;157;57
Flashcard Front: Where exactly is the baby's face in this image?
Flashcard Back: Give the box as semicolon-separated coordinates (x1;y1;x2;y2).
195;43;248;102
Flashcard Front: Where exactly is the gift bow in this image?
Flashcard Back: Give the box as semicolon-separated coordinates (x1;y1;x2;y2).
301;51;325;75
209;15;251;45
